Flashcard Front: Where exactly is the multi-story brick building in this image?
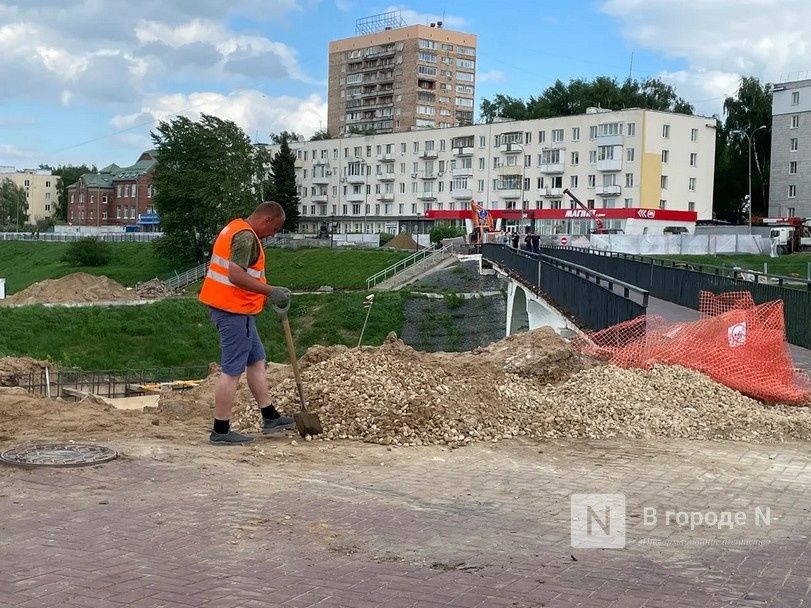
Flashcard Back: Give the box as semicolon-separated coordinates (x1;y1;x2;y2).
328;12;477;136
277;107;716;237
0;167;57;224
66;151;158;228
769;79;811;218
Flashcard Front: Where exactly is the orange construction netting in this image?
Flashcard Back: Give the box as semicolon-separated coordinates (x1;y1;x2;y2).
576;291;811;405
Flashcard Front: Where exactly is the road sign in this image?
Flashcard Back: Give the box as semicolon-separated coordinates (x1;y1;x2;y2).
560;236;569;246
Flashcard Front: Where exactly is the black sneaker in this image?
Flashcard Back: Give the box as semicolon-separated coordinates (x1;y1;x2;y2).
209;430;255;445
262;415;296;434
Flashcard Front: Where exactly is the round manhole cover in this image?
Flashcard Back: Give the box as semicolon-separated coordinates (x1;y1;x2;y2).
0;443;118;468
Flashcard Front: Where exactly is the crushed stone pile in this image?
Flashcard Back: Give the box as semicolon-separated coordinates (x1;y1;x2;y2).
1;273;139;306
386;232;420;250
222;328;810;446
135;278;175;299
0;357;52;386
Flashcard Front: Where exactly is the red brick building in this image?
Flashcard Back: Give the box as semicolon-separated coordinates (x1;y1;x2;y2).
67;151;158;228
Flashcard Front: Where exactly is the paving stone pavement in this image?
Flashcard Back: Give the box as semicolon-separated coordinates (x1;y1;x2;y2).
0;437;809;608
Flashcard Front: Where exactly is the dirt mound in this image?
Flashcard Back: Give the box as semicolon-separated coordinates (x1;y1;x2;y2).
1;273;139;306
0;357;51;386
386;232;420;250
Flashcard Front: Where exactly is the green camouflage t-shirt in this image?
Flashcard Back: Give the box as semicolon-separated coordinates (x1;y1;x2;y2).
230;230;260;269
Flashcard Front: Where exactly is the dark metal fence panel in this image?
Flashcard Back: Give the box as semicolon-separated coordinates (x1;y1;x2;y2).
482;244;646;331
537;246;811;348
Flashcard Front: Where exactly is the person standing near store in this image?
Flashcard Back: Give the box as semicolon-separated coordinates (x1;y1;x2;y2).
199;202;295;445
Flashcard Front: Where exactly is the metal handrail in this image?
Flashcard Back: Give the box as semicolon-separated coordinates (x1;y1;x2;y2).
365;245;448;289
164;262;208;289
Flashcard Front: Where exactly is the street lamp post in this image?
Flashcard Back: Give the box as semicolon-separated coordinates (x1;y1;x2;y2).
733;125;767;233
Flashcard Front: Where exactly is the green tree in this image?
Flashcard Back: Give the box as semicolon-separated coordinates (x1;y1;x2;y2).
269;131;302;144
151;114;259;264
430;222;466;244
310;128;333;141
480;77;694;122
50;164;95;222
62;237;111;266
0;178;28;229
268;134;300;231
716;77;772;220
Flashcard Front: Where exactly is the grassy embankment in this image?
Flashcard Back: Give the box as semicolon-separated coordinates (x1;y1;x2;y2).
652;252;811;278
0;242;411;369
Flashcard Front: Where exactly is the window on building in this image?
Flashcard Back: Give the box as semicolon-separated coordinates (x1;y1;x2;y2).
690;152;698;167
477;179;484;192
790;160;798;174
589;150;597;164
660;175;668;189
688;177;696;191
456;71;474;82
626;148;635;162
688;202;695;212
791;138;798;151
572;127;580;141
627;122;636;136
788;185;797;198
418;51;437;63
525;155;531;167
791;115;800;128
792;91;800;105
659;199;666;209
662;124;670;138
538;130;546;143
479;136;486;148
588;174;596;188
661;149;669;163
571;151;579;165
624;198;633;208
570;175;578;188
552;129;564;142
625;173;634;187
690;128;698;142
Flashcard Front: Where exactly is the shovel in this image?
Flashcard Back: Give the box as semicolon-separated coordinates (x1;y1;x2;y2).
273;299;323;438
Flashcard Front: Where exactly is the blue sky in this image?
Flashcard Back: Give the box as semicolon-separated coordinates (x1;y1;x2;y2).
1;0;807;169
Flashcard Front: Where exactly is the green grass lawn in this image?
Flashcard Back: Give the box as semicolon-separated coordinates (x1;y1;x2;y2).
0;241;174;294
0;292;406;370
652;252;811;278
0;242;411;295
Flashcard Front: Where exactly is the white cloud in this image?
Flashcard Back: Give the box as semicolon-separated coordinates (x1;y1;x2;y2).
0;143;36;164
111;90;328;141
602;0;811;113
478;70;506;83
334;0;351;11
383;5;467;29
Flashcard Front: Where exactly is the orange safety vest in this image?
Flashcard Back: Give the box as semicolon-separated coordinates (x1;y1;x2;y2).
198;218;266;315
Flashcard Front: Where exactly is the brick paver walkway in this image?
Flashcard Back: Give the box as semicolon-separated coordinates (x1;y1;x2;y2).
1;438;809;607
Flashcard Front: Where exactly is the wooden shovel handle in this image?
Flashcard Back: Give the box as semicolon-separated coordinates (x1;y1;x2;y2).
280;313;308;412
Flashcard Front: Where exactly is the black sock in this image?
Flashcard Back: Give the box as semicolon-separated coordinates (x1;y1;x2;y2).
260;404;280;420
213;418;230;434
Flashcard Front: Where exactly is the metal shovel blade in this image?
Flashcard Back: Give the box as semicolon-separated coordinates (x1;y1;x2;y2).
293;411;323;437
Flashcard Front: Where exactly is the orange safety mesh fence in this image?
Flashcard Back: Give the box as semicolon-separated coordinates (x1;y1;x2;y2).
576;291;811;405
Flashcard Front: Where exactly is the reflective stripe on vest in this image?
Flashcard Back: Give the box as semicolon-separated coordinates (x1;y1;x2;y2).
198;219;267;315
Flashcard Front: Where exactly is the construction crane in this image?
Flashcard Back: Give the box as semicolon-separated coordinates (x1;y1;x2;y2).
562;188;606;233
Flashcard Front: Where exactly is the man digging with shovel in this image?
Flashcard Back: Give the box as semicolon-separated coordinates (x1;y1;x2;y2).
199;202;295;445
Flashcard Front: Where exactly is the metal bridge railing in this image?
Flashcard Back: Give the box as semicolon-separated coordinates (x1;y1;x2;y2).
365;245;449;289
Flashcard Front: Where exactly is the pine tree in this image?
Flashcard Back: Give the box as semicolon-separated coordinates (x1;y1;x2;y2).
269;136;300;232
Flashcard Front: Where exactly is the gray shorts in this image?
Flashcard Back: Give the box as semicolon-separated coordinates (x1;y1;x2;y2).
209;308;266;376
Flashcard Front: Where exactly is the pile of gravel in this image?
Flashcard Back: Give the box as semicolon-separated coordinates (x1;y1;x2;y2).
231;329;810;446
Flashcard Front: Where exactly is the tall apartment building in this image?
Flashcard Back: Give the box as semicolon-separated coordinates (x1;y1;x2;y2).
769;79;811;218
66;150;158;228
0;167;58;224
280;108;716;237
327;12;477;136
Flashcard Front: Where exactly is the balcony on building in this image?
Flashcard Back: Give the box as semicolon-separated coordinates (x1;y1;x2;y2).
377;193;394;202
346;192;366;203
495;164;522;176
420;150;438;160
416;192;437;201
311;194;328;203
597;158;623;172
419;171;436;180
313;158;329;166
539;161;565;174
346;173;366;184
496;186;522;199
312;174;330;185
451;188;472;200
543;187;564;197
501;142;523;155
596;184;622;196
377;172;395;182
453;146;474;157
596;132;624;147
451;167;473;177
377;153;395;162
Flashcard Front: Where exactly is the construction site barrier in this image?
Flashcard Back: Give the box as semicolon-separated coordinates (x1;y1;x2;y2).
537;246;811;349
577;291;811;405
482;244;648;331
